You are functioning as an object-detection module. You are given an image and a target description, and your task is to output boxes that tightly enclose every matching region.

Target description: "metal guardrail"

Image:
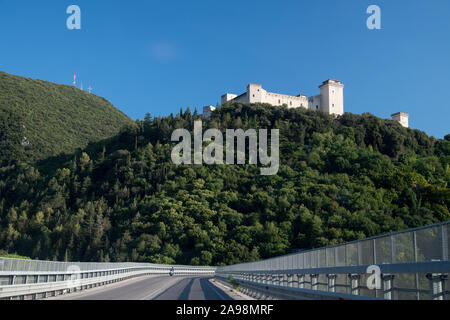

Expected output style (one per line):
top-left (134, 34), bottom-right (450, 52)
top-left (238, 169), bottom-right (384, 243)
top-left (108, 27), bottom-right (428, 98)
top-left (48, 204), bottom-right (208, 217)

top-left (216, 221), bottom-right (450, 300)
top-left (1, 222), bottom-right (448, 300)
top-left (215, 275), bottom-right (382, 300)
top-left (0, 259), bottom-right (215, 300)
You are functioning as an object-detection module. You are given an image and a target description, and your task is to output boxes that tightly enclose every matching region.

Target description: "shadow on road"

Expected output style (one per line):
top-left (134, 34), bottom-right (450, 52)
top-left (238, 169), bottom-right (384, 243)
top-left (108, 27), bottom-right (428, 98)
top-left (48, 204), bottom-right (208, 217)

top-left (177, 278), bottom-right (196, 300)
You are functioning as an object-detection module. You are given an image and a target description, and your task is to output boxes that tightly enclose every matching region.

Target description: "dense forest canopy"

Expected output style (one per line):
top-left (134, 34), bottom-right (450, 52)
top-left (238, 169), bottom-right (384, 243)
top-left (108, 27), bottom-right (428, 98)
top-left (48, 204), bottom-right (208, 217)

top-left (0, 71), bottom-right (133, 164)
top-left (0, 102), bottom-right (449, 266)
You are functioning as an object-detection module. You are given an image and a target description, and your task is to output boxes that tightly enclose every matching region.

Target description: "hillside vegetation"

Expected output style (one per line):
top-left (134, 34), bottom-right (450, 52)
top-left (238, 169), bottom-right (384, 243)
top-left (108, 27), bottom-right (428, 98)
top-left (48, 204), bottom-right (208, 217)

top-left (0, 71), bottom-right (133, 164)
top-left (0, 103), bottom-right (448, 265)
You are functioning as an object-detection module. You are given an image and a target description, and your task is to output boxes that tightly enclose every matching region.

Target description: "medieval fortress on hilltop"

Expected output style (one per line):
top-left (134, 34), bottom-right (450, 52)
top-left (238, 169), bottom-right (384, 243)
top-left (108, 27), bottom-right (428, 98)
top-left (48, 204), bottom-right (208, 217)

top-left (223, 79), bottom-right (345, 116)
top-left (203, 79), bottom-right (409, 128)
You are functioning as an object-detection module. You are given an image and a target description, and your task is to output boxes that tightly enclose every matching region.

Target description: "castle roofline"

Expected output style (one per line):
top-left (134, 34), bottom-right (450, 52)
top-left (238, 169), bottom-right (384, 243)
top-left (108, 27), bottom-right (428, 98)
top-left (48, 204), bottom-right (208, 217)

top-left (319, 79), bottom-right (344, 88)
top-left (391, 112), bottom-right (409, 117)
top-left (234, 92), bottom-right (247, 99)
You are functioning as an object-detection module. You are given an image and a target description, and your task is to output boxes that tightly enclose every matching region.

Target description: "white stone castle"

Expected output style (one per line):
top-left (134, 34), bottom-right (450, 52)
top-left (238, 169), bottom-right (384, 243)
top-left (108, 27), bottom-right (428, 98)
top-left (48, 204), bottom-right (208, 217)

top-left (203, 79), bottom-right (409, 128)
top-left (222, 79), bottom-right (344, 116)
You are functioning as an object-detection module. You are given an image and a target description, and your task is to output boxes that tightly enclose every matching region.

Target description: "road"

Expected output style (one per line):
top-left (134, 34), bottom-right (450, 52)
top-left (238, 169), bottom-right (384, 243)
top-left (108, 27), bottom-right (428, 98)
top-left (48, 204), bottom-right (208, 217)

top-left (52, 275), bottom-right (232, 300)
top-left (154, 277), bottom-right (231, 300)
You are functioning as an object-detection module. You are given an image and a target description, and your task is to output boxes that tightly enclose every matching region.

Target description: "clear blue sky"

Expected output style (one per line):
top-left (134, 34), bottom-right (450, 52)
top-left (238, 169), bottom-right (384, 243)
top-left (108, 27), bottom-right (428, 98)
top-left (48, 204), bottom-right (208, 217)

top-left (0, 0), bottom-right (449, 138)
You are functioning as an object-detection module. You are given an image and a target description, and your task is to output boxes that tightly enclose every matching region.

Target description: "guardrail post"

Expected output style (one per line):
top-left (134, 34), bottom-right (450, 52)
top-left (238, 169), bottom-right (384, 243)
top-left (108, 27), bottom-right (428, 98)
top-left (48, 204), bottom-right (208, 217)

top-left (256, 276), bottom-right (263, 299)
top-left (426, 273), bottom-right (447, 301)
top-left (288, 274), bottom-right (294, 287)
top-left (349, 274), bottom-right (360, 296)
top-left (298, 274), bottom-right (305, 289)
top-left (327, 274), bottom-right (337, 292)
top-left (42, 275), bottom-right (49, 298)
top-left (311, 274), bottom-right (319, 290)
top-left (382, 274), bottom-right (395, 300)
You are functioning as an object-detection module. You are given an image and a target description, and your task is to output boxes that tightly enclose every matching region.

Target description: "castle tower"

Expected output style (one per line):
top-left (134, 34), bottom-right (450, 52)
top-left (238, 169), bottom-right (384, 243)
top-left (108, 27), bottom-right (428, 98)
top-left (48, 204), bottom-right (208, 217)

top-left (203, 105), bottom-right (216, 119)
top-left (247, 84), bottom-right (264, 103)
top-left (319, 79), bottom-right (344, 116)
top-left (391, 112), bottom-right (409, 128)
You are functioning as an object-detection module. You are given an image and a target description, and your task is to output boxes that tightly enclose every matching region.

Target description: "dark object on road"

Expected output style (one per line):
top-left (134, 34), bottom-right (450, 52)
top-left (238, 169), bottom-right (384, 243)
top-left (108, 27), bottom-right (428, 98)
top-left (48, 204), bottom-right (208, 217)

top-left (169, 267), bottom-right (175, 277)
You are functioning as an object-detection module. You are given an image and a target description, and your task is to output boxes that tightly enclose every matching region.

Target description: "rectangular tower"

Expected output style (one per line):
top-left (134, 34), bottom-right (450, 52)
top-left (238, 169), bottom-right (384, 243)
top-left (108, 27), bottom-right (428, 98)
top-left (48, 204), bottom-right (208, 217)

top-left (319, 80), bottom-right (344, 116)
top-left (247, 84), bottom-right (264, 103)
top-left (391, 112), bottom-right (409, 128)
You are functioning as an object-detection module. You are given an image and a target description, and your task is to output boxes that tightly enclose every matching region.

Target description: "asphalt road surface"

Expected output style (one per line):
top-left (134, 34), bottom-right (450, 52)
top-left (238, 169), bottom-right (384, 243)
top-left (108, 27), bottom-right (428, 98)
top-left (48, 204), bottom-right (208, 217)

top-left (154, 277), bottom-right (231, 300)
top-left (53, 276), bottom-right (232, 300)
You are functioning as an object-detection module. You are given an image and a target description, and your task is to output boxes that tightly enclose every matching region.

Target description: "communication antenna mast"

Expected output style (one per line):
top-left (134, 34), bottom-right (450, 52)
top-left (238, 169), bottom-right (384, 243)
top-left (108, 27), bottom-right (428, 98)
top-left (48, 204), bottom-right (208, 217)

top-left (80, 81), bottom-right (83, 91)
top-left (88, 86), bottom-right (93, 94)
top-left (73, 73), bottom-right (76, 87)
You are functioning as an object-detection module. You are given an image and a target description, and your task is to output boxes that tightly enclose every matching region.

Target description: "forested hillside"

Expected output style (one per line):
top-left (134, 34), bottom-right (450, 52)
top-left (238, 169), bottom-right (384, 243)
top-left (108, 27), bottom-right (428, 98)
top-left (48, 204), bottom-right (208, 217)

top-left (0, 71), bottom-right (133, 164)
top-left (0, 103), bottom-right (448, 265)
